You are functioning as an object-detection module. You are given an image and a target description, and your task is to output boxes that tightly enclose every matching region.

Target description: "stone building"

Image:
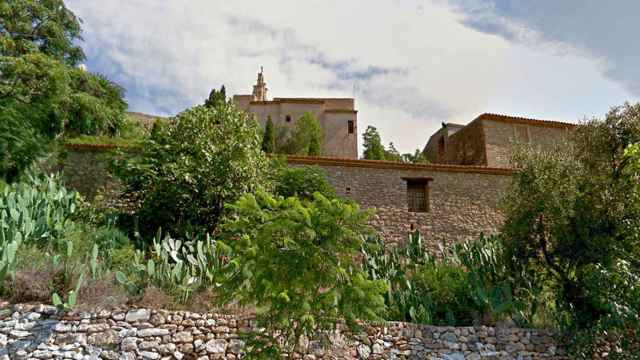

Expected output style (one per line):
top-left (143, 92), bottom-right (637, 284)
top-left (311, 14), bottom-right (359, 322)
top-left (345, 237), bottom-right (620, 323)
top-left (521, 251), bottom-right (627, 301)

top-left (232, 68), bottom-right (358, 159)
top-left (424, 113), bottom-right (575, 167)
top-left (288, 156), bottom-right (511, 248)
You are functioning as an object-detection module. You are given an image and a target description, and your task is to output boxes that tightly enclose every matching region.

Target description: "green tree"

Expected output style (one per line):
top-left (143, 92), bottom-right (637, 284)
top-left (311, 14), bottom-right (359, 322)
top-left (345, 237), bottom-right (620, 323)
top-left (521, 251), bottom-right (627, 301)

top-left (114, 104), bottom-right (270, 239)
top-left (274, 165), bottom-right (336, 201)
top-left (362, 126), bottom-right (386, 160)
top-left (291, 112), bottom-right (323, 156)
top-left (0, 0), bottom-right (85, 64)
top-left (217, 191), bottom-right (387, 358)
top-left (205, 85), bottom-right (227, 108)
top-left (0, 0), bottom-right (127, 180)
top-left (385, 142), bottom-right (402, 162)
top-left (402, 149), bottom-right (429, 164)
top-left (262, 116), bottom-right (275, 153)
top-left (502, 103), bottom-right (640, 357)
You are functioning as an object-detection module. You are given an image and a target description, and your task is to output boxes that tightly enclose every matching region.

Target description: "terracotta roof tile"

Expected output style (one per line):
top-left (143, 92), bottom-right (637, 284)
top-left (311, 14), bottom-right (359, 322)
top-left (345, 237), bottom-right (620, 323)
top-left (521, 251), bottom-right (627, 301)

top-left (476, 113), bottom-right (576, 128)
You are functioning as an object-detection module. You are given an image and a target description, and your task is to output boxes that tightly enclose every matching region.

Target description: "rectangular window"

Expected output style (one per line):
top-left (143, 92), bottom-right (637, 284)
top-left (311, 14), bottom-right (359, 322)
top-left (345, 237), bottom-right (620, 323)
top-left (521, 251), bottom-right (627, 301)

top-left (403, 178), bottom-right (432, 213)
top-left (348, 120), bottom-right (354, 134)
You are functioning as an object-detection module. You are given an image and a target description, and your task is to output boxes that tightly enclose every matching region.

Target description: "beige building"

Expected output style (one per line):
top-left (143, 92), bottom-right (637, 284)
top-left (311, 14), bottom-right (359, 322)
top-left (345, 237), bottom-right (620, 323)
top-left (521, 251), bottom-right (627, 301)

top-left (232, 68), bottom-right (358, 159)
top-left (424, 113), bottom-right (575, 167)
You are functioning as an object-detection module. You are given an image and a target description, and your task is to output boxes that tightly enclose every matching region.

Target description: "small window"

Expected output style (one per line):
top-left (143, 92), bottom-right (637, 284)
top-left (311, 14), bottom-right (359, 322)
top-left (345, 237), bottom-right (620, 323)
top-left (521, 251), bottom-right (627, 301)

top-left (348, 120), bottom-right (354, 134)
top-left (403, 178), bottom-right (431, 213)
top-left (285, 115), bottom-right (292, 122)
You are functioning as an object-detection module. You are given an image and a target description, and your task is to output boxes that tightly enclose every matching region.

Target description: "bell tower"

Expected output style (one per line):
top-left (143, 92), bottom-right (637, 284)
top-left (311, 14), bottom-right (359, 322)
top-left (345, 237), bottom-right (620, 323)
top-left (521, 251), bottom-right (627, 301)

top-left (252, 66), bottom-right (268, 101)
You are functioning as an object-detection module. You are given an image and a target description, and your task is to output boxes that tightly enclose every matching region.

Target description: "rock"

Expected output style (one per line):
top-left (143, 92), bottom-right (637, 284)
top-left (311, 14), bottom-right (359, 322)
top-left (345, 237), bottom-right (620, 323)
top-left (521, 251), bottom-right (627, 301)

top-left (125, 309), bottom-right (150, 323)
top-left (443, 352), bottom-right (465, 360)
top-left (138, 328), bottom-right (170, 337)
top-left (9, 330), bottom-right (31, 338)
top-left (173, 331), bottom-right (193, 343)
top-left (87, 330), bottom-right (119, 347)
top-left (120, 337), bottom-right (138, 351)
top-left (357, 344), bottom-right (371, 358)
top-left (205, 339), bottom-right (228, 354)
top-left (228, 339), bottom-right (245, 354)
top-left (139, 351), bottom-right (160, 360)
top-left (372, 342), bottom-right (384, 354)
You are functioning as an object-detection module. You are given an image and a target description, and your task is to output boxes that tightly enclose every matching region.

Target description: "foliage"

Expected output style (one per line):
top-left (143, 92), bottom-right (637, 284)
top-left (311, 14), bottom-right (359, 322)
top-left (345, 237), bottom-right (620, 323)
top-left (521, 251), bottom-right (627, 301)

top-left (205, 85), bottom-right (227, 108)
top-left (0, 0), bottom-right (85, 64)
top-left (402, 149), bottom-right (429, 164)
top-left (274, 165), bottom-right (336, 201)
top-left (217, 191), bottom-right (387, 358)
top-left (114, 104), bottom-right (270, 239)
top-left (362, 232), bottom-right (543, 327)
top-left (290, 112), bottom-right (324, 156)
top-left (0, 108), bottom-right (48, 182)
top-left (501, 103), bottom-right (640, 357)
top-left (0, 1), bottom-right (127, 180)
top-left (362, 126), bottom-right (386, 160)
top-left (385, 142), bottom-right (402, 162)
top-left (115, 230), bottom-right (225, 304)
top-left (262, 116), bottom-right (276, 153)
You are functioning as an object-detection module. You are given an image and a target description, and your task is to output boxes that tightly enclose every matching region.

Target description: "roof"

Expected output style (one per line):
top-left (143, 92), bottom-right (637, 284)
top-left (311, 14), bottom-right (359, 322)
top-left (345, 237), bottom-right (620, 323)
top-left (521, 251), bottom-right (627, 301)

top-left (286, 155), bottom-right (513, 175)
top-left (474, 113), bottom-right (576, 129)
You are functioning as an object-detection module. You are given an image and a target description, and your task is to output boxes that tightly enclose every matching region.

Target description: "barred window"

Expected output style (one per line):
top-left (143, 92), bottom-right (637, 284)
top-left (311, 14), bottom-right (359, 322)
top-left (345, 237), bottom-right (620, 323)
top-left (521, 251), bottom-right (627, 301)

top-left (348, 120), bottom-right (354, 134)
top-left (403, 178), bottom-right (432, 213)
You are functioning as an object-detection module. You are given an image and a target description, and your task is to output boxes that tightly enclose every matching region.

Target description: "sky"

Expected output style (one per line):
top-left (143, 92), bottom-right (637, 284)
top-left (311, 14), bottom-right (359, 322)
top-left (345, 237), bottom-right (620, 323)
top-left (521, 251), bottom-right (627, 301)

top-left (66, 0), bottom-right (639, 154)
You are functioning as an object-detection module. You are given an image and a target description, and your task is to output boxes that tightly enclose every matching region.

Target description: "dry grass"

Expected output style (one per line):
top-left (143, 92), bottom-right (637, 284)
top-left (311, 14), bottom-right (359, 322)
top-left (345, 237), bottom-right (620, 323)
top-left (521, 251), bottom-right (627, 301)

top-left (75, 276), bottom-right (129, 311)
top-left (6, 265), bottom-right (61, 303)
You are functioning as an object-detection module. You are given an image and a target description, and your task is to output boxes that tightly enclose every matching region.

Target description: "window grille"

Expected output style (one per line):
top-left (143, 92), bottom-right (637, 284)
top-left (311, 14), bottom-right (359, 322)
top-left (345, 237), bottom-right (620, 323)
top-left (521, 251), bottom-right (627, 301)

top-left (348, 120), bottom-right (355, 134)
top-left (404, 178), bottom-right (431, 213)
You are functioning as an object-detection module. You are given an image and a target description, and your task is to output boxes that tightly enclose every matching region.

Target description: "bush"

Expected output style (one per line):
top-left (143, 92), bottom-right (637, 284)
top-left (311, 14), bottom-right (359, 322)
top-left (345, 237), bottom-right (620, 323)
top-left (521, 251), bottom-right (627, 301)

top-left (114, 104), bottom-right (270, 239)
top-left (501, 103), bottom-right (640, 357)
top-left (274, 165), bottom-right (336, 200)
top-left (217, 190), bottom-right (387, 357)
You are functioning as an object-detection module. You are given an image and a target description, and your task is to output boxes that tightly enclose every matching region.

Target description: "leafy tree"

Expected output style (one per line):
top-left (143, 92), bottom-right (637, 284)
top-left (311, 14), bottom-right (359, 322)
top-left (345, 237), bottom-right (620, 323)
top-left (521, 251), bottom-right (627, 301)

top-left (217, 191), bottom-right (387, 358)
top-left (204, 85), bottom-right (226, 108)
top-left (502, 103), bottom-right (640, 357)
top-left (114, 104), bottom-right (270, 239)
top-left (402, 149), bottom-right (429, 164)
top-left (385, 142), bottom-right (402, 162)
top-left (261, 116), bottom-right (275, 153)
top-left (274, 165), bottom-right (336, 200)
top-left (362, 126), bottom-right (386, 160)
top-left (0, 0), bottom-right (127, 181)
top-left (291, 112), bottom-right (323, 156)
top-left (0, 0), bottom-right (85, 64)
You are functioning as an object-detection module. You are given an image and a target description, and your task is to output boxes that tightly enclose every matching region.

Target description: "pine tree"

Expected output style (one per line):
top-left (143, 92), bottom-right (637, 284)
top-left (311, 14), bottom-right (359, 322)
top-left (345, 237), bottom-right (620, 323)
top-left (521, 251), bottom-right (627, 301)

top-left (362, 126), bottom-right (386, 160)
top-left (262, 116), bottom-right (275, 153)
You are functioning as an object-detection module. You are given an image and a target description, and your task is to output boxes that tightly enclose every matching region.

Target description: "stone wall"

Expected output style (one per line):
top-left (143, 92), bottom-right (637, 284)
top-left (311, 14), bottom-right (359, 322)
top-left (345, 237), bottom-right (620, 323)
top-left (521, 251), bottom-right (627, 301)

top-left (0, 303), bottom-right (564, 359)
top-left (58, 148), bottom-right (511, 251)
top-left (482, 119), bottom-right (571, 168)
top-left (289, 157), bottom-right (511, 249)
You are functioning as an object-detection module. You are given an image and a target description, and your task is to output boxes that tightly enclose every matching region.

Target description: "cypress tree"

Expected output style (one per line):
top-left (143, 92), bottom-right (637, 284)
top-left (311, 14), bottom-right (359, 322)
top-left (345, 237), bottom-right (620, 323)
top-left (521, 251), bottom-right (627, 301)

top-left (262, 116), bottom-right (275, 153)
top-left (308, 134), bottom-right (321, 156)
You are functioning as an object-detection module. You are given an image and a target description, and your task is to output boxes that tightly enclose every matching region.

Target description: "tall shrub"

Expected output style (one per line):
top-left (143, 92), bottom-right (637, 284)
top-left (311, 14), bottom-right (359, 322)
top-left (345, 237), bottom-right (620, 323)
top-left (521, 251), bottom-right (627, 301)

top-left (115, 104), bottom-right (270, 239)
top-left (217, 191), bottom-right (387, 358)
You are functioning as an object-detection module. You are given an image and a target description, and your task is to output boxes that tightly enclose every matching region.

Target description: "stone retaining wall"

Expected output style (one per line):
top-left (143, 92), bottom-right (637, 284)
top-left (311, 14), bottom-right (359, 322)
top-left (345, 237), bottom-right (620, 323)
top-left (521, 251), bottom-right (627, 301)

top-left (0, 303), bottom-right (563, 359)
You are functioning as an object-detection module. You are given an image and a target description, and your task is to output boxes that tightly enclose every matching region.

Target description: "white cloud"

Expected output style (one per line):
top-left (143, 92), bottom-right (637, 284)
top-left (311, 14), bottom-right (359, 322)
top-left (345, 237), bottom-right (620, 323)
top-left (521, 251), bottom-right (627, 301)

top-left (66, 0), bottom-right (636, 154)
